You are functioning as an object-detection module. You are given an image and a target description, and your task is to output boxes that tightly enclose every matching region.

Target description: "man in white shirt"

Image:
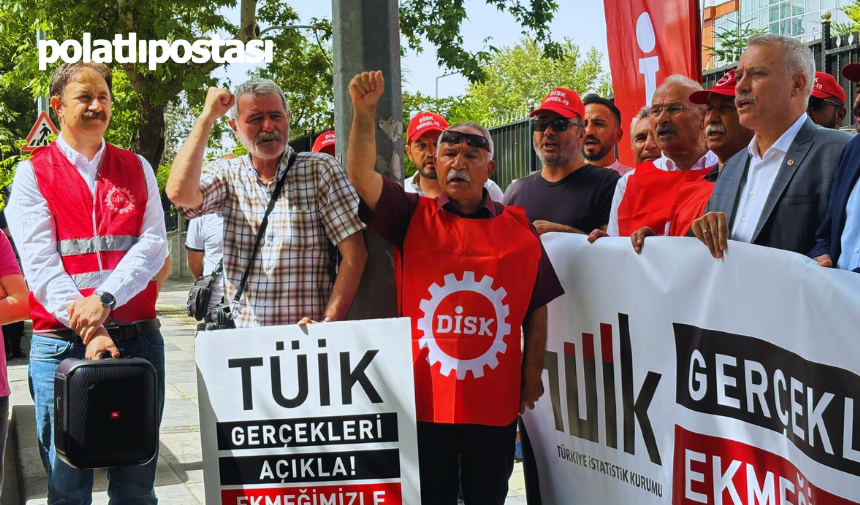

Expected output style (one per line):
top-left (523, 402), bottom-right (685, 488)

top-left (692, 34), bottom-right (850, 258)
top-left (593, 75), bottom-right (717, 238)
top-left (403, 111), bottom-right (504, 201)
top-left (186, 213), bottom-right (224, 309)
top-left (7, 62), bottom-right (167, 503)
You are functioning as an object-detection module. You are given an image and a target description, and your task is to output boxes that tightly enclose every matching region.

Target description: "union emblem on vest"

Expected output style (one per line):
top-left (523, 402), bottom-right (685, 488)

top-left (417, 271), bottom-right (511, 380)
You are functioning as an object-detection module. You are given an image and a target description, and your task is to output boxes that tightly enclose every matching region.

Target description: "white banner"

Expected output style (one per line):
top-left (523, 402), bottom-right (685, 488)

top-left (525, 234), bottom-right (860, 504)
top-left (196, 318), bottom-right (420, 505)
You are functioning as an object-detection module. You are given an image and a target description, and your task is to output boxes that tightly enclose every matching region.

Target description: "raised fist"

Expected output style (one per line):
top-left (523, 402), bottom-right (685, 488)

top-left (202, 87), bottom-right (235, 121)
top-left (348, 71), bottom-right (385, 112)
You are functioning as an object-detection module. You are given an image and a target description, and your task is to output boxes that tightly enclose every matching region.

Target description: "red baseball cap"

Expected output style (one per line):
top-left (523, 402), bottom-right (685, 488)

top-left (842, 63), bottom-right (860, 83)
top-left (811, 72), bottom-right (846, 104)
top-left (311, 130), bottom-right (336, 155)
top-left (530, 88), bottom-right (585, 119)
top-left (689, 70), bottom-right (737, 105)
top-left (407, 112), bottom-right (449, 142)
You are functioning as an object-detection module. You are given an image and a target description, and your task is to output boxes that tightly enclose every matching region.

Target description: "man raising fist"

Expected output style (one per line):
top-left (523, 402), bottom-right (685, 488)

top-left (347, 71), bottom-right (564, 504)
top-left (168, 79), bottom-right (367, 327)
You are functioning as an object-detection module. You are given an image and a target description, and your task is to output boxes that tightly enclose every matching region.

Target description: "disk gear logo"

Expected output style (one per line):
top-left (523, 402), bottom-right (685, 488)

top-left (105, 187), bottom-right (135, 214)
top-left (417, 272), bottom-right (511, 380)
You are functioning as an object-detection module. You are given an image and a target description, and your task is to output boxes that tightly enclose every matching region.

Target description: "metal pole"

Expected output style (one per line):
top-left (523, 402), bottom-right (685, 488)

top-left (333, 0), bottom-right (402, 320)
top-left (36, 29), bottom-right (48, 115)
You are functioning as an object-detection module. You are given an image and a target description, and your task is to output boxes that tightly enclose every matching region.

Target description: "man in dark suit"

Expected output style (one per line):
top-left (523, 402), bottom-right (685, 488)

top-left (809, 64), bottom-right (860, 272)
top-left (692, 34), bottom-right (850, 257)
top-left (809, 133), bottom-right (860, 271)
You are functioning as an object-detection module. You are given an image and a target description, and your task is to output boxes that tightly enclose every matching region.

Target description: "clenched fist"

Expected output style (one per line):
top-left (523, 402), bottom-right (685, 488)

top-left (348, 71), bottom-right (385, 113)
top-left (202, 87), bottom-right (235, 122)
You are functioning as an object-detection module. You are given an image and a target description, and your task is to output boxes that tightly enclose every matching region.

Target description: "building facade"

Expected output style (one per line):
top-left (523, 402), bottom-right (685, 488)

top-left (703, 0), bottom-right (854, 70)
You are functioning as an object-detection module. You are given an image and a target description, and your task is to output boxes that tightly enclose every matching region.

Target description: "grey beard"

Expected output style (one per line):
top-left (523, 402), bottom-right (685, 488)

top-left (538, 148), bottom-right (576, 167)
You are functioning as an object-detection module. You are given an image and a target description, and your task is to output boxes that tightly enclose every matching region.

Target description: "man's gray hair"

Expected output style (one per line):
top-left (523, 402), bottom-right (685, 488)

top-left (230, 78), bottom-right (290, 120)
top-left (746, 33), bottom-right (815, 100)
top-left (630, 105), bottom-right (651, 148)
top-left (443, 121), bottom-right (495, 160)
top-left (654, 74), bottom-right (703, 105)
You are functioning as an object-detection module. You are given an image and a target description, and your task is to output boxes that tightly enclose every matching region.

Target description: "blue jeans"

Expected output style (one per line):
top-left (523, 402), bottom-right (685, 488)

top-left (29, 331), bottom-right (166, 505)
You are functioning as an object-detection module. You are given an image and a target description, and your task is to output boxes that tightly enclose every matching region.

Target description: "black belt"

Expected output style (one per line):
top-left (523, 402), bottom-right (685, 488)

top-left (38, 319), bottom-right (161, 343)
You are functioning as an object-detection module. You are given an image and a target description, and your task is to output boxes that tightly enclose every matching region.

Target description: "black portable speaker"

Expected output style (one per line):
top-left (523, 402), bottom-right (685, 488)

top-left (54, 357), bottom-right (159, 469)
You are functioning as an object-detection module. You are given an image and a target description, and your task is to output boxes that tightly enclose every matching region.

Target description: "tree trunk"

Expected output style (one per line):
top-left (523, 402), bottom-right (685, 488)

top-left (132, 99), bottom-right (167, 171)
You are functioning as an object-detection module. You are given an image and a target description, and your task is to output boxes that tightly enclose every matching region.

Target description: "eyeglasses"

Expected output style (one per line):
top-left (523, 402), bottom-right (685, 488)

top-left (440, 130), bottom-right (491, 151)
top-left (807, 96), bottom-right (844, 111)
top-left (531, 118), bottom-right (583, 132)
top-left (650, 103), bottom-right (704, 117)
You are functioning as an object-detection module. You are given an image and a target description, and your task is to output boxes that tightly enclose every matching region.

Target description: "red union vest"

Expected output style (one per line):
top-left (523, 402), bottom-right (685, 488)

top-left (29, 141), bottom-right (157, 331)
top-left (617, 161), bottom-right (708, 236)
top-left (397, 198), bottom-right (541, 426)
top-left (668, 171), bottom-right (717, 237)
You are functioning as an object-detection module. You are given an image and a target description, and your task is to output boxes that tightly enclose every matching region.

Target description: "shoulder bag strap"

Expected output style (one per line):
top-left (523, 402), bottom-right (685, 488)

top-left (233, 151), bottom-right (298, 302)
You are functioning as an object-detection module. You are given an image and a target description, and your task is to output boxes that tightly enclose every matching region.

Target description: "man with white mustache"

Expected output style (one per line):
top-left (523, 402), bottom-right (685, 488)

top-left (626, 70), bottom-right (755, 250)
top-left (692, 34), bottom-right (850, 258)
top-left (347, 70), bottom-right (563, 505)
top-left (168, 78), bottom-right (368, 327)
top-left (503, 87), bottom-right (620, 235)
top-left (589, 75), bottom-right (717, 239)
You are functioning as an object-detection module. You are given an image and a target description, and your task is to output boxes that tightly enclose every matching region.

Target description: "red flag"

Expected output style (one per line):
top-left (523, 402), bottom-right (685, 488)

top-left (604, 0), bottom-right (701, 166)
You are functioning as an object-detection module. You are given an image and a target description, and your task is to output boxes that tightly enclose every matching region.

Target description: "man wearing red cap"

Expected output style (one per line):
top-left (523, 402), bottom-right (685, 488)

top-left (404, 111), bottom-right (504, 201)
top-left (503, 87), bottom-right (620, 235)
top-left (311, 130), bottom-right (336, 156)
top-left (807, 72), bottom-right (847, 130)
top-left (843, 63), bottom-right (860, 132)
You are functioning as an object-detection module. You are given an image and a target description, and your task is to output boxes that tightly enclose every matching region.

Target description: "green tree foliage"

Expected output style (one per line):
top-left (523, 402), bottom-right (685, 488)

top-left (0, 0), bottom-right (560, 184)
top-left (400, 0), bottom-right (562, 83)
top-left (464, 38), bottom-right (610, 125)
top-left (250, 15), bottom-right (334, 139)
top-left (705, 17), bottom-right (765, 66)
top-left (833, 4), bottom-right (860, 36)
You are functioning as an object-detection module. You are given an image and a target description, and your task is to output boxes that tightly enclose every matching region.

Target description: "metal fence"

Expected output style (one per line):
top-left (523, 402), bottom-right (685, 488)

top-left (488, 117), bottom-right (537, 191)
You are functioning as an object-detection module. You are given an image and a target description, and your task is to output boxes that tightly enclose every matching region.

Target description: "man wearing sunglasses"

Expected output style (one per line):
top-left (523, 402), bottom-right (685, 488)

top-left (403, 111), bottom-right (504, 201)
top-left (806, 72), bottom-right (847, 130)
top-left (503, 87), bottom-right (620, 236)
top-left (347, 71), bottom-right (563, 505)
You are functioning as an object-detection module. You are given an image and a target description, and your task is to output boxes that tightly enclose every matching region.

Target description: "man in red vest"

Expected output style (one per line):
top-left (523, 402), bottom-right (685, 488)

top-left (629, 70), bottom-right (754, 250)
top-left (7, 62), bottom-right (167, 503)
top-left (347, 71), bottom-right (564, 504)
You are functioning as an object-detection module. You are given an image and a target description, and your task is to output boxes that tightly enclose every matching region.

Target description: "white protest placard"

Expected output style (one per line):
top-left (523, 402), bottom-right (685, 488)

top-left (197, 318), bottom-right (419, 505)
top-left (525, 234), bottom-right (860, 504)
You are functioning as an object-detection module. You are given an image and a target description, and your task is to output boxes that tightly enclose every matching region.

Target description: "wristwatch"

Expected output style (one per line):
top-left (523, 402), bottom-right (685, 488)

top-left (94, 290), bottom-right (117, 310)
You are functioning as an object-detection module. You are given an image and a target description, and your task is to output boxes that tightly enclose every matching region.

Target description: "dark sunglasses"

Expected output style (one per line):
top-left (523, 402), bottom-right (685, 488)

top-left (808, 96), bottom-right (843, 111)
top-left (531, 118), bottom-right (583, 132)
top-left (440, 130), bottom-right (491, 151)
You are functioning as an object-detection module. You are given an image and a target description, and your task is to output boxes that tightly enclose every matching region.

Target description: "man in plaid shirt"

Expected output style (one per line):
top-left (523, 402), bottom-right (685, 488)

top-left (167, 79), bottom-right (367, 327)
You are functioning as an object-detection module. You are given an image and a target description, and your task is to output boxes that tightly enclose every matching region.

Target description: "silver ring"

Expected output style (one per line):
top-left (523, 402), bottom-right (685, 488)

top-left (702, 229), bottom-right (711, 234)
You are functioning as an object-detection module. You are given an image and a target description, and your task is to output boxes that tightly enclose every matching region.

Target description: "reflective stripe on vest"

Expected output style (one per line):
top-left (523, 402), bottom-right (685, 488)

top-left (58, 235), bottom-right (139, 256)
